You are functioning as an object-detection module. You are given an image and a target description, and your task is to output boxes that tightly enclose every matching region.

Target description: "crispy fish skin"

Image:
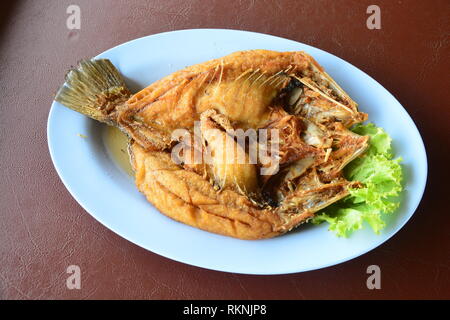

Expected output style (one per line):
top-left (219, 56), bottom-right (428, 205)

top-left (131, 143), bottom-right (331, 239)
top-left (131, 143), bottom-right (280, 239)
top-left (55, 50), bottom-right (369, 240)
top-left (118, 50), bottom-right (365, 151)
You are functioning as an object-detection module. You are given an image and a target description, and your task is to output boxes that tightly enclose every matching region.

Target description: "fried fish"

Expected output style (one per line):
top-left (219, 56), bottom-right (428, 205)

top-left (55, 50), bottom-right (369, 239)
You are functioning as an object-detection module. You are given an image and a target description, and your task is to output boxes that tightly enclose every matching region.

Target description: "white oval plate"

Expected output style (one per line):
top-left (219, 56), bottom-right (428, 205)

top-left (48, 29), bottom-right (427, 274)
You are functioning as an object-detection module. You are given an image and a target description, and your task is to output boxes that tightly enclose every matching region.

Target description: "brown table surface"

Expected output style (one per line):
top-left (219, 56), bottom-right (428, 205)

top-left (1, 0), bottom-right (449, 300)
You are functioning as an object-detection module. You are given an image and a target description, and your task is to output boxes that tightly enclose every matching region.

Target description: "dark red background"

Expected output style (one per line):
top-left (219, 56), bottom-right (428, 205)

top-left (0, 0), bottom-right (449, 299)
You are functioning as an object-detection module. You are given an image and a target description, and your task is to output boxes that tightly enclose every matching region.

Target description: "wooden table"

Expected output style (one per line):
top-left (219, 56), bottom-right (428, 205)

top-left (0, 0), bottom-right (448, 299)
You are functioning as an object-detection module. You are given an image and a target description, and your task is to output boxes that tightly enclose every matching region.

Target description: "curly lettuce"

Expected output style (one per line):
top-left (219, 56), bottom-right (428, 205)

top-left (312, 123), bottom-right (403, 237)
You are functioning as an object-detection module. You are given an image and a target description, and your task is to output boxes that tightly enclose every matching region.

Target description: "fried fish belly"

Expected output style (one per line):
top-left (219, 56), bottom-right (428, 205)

top-left (55, 50), bottom-right (368, 239)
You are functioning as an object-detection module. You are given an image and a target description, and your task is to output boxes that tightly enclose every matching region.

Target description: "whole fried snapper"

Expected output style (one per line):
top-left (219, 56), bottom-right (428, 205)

top-left (55, 50), bottom-right (369, 239)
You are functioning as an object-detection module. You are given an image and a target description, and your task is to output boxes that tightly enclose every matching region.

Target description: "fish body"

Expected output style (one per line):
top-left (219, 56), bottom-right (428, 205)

top-left (56, 50), bottom-right (369, 239)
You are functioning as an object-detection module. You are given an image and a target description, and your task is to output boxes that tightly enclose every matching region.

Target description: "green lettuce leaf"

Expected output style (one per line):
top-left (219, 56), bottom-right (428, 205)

top-left (312, 123), bottom-right (403, 237)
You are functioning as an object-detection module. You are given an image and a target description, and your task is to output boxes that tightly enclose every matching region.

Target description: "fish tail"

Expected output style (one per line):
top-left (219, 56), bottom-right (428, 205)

top-left (55, 59), bottom-right (131, 125)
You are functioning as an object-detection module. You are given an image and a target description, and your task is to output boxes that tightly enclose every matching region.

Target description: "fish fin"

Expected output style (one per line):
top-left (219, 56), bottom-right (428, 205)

top-left (55, 59), bottom-right (131, 125)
